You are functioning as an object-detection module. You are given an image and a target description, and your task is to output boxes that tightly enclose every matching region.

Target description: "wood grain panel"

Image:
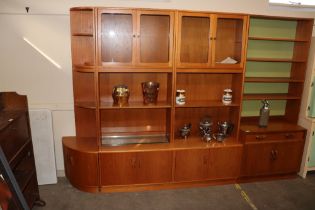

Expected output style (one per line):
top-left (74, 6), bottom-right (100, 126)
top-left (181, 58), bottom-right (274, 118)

top-left (70, 10), bottom-right (94, 35)
top-left (208, 146), bottom-right (242, 179)
top-left (174, 149), bottom-right (209, 181)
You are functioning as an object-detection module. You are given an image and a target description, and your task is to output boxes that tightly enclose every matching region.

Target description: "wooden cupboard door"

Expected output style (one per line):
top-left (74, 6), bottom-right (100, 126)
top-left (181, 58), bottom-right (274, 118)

top-left (174, 149), bottom-right (209, 182)
top-left (137, 10), bottom-right (174, 67)
top-left (241, 140), bottom-right (304, 177)
top-left (177, 12), bottom-right (212, 68)
top-left (212, 14), bottom-right (247, 69)
top-left (208, 146), bottom-right (242, 179)
top-left (100, 152), bottom-right (137, 185)
top-left (136, 151), bottom-right (173, 183)
top-left (98, 9), bottom-right (136, 65)
top-left (63, 147), bottom-right (98, 187)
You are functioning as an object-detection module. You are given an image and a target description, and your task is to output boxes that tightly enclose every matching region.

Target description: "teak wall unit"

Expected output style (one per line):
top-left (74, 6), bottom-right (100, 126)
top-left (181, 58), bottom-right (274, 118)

top-left (63, 7), bottom-right (313, 192)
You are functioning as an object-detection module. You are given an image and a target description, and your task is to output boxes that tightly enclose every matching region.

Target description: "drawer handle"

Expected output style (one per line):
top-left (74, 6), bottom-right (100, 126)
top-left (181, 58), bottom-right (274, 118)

top-left (130, 158), bottom-right (137, 168)
top-left (256, 135), bottom-right (266, 140)
top-left (285, 133), bottom-right (294, 139)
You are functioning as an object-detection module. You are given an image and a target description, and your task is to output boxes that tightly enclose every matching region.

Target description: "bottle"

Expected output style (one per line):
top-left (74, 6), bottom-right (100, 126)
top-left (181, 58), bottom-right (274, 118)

top-left (259, 100), bottom-right (270, 127)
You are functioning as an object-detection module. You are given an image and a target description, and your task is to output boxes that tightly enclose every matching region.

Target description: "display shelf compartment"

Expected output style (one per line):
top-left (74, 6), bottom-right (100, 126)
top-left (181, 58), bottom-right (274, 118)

top-left (75, 107), bottom-right (97, 138)
top-left (175, 107), bottom-right (240, 139)
top-left (101, 134), bottom-right (169, 146)
top-left (249, 18), bottom-right (297, 40)
top-left (73, 71), bottom-right (96, 106)
top-left (99, 72), bottom-right (172, 105)
top-left (70, 10), bottom-right (94, 35)
top-left (100, 101), bottom-right (171, 109)
top-left (176, 73), bottom-right (243, 104)
top-left (244, 83), bottom-right (289, 94)
top-left (71, 36), bottom-right (95, 66)
top-left (100, 108), bottom-right (171, 144)
top-left (245, 61), bottom-right (291, 78)
top-left (214, 17), bottom-right (244, 65)
top-left (242, 100), bottom-right (287, 117)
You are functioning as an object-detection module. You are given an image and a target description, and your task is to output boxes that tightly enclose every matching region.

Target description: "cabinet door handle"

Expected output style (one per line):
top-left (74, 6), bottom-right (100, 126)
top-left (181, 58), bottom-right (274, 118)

top-left (256, 135), bottom-right (266, 140)
top-left (130, 158), bottom-right (136, 168)
top-left (285, 133), bottom-right (294, 139)
top-left (137, 34), bottom-right (140, 38)
top-left (132, 34), bottom-right (136, 38)
top-left (274, 150), bottom-right (278, 160)
top-left (270, 150), bottom-right (276, 160)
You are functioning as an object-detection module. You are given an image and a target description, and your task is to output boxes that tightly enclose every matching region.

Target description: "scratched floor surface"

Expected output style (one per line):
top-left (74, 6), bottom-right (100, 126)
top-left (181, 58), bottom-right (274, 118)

top-left (33, 173), bottom-right (315, 210)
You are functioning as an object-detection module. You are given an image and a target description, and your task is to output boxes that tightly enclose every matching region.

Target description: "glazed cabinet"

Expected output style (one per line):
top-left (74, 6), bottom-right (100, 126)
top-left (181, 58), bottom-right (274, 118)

top-left (98, 8), bottom-right (174, 67)
top-left (176, 12), bottom-right (247, 69)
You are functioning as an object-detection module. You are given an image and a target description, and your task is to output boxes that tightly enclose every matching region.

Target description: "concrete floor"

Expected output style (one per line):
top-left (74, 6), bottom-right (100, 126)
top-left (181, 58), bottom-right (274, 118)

top-left (33, 174), bottom-right (315, 210)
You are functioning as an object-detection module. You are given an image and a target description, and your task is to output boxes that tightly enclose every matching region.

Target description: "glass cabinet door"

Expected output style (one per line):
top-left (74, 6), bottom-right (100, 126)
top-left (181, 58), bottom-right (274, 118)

top-left (137, 11), bottom-right (173, 67)
top-left (177, 13), bottom-right (212, 67)
top-left (213, 15), bottom-right (247, 68)
top-left (99, 9), bottom-right (136, 65)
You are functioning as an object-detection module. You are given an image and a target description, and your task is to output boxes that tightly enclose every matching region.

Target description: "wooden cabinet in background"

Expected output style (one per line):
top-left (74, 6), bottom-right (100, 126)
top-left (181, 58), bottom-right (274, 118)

top-left (0, 92), bottom-right (43, 209)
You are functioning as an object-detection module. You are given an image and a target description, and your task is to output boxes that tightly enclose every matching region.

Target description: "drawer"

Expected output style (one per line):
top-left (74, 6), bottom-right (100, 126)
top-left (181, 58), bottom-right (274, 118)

top-left (244, 131), bottom-right (304, 143)
top-left (0, 115), bottom-right (30, 162)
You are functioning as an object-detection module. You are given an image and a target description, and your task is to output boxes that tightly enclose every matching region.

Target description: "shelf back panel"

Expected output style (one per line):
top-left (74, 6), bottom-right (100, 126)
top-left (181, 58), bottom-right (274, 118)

top-left (249, 18), bottom-right (297, 39)
top-left (247, 40), bottom-right (294, 59)
top-left (245, 62), bottom-right (291, 78)
top-left (242, 100), bottom-right (287, 117)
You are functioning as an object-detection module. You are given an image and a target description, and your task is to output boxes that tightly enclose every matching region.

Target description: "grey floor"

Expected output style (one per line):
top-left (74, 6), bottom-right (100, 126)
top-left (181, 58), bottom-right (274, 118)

top-left (33, 173), bottom-right (315, 210)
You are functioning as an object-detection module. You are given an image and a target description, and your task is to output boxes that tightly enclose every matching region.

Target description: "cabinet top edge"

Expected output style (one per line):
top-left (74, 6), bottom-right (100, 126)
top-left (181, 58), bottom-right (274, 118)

top-left (69, 7), bottom-right (314, 20)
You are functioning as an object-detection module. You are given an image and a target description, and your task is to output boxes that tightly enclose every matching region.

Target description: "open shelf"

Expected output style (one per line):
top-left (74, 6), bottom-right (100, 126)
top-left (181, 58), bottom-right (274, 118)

top-left (247, 58), bottom-right (305, 62)
top-left (100, 101), bottom-right (171, 109)
top-left (248, 37), bottom-right (307, 42)
top-left (101, 134), bottom-right (169, 146)
top-left (244, 77), bottom-right (304, 83)
top-left (243, 93), bottom-right (300, 100)
top-left (175, 100), bottom-right (240, 108)
top-left (75, 102), bottom-right (96, 109)
top-left (72, 33), bottom-right (94, 37)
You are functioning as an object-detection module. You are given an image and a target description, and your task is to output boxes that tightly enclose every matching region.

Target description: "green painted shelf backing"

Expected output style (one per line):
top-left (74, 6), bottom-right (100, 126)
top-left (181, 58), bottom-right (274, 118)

top-left (245, 62), bottom-right (291, 77)
top-left (249, 18), bottom-right (297, 39)
top-left (244, 83), bottom-right (289, 94)
top-left (309, 133), bottom-right (315, 167)
top-left (247, 40), bottom-right (294, 59)
top-left (242, 100), bottom-right (286, 117)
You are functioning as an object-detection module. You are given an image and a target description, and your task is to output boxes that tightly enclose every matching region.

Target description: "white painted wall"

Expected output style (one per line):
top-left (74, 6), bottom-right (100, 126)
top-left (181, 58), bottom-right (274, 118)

top-left (0, 0), bottom-right (315, 175)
